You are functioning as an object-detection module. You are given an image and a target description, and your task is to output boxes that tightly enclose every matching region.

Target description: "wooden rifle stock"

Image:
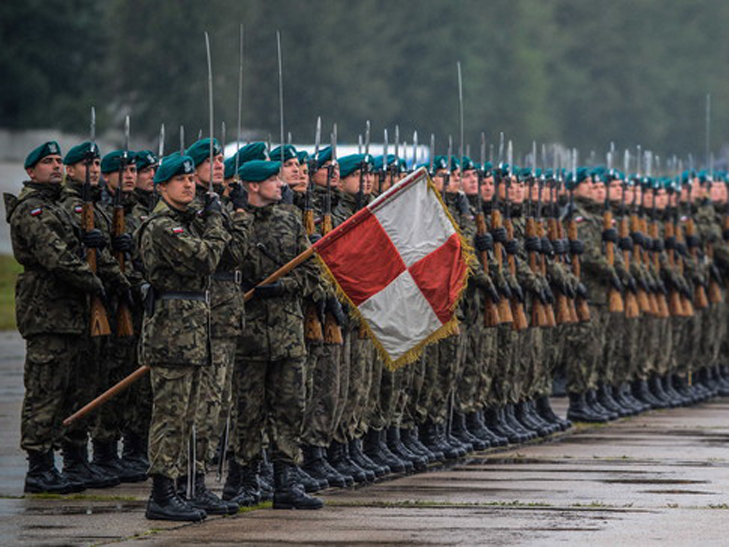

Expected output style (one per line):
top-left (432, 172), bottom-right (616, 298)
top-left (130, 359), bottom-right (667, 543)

top-left (681, 217), bottom-right (705, 311)
top-left (567, 216), bottom-right (590, 322)
top-left (82, 201), bottom-right (111, 336)
top-left (706, 242), bottom-right (723, 304)
top-left (112, 203), bottom-right (134, 336)
top-left (547, 216), bottom-right (575, 325)
top-left (647, 218), bottom-right (670, 318)
top-left (504, 217), bottom-right (528, 330)
top-left (603, 210), bottom-right (625, 314)
top-left (303, 208), bottom-right (324, 342)
top-left (526, 216), bottom-right (549, 327)
top-left (629, 212), bottom-right (653, 315)
top-left (537, 218), bottom-right (557, 327)
top-left (617, 213), bottom-right (640, 318)
top-left (321, 213), bottom-right (344, 343)
top-left (475, 212), bottom-right (502, 328)
top-left (664, 220), bottom-right (686, 316)
top-left (490, 207), bottom-right (514, 324)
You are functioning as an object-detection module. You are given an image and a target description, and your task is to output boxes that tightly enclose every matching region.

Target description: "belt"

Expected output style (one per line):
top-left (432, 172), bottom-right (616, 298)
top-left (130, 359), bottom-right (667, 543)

top-left (211, 270), bottom-right (242, 283)
top-left (157, 290), bottom-right (209, 303)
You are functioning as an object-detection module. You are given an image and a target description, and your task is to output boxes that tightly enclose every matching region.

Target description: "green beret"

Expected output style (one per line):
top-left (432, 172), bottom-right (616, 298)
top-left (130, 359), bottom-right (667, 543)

top-left (398, 158), bottom-right (407, 173)
top-left (239, 160), bottom-right (281, 183)
top-left (154, 154), bottom-right (195, 184)
top-left (432, 156), bottom-right (449, 172)
top-left (297, 150), bottom-right (309, 165)
top-left (101, 150), bottom-right (135, 174)
top-left (63, 141), bottom-right (100, 166)
top-left (236, 142), bottom-right (269, 166)
top-left (338, 154), bottom-right (364, 179)
top-left (460, 156), bottom-right (476, 172)
top-left (269, 144), bottom-right (298, 163)
top-left (450, 157), bottom-right (461, 171)
top-left (186, 138), bottom-right (222, 167)
top-left (25, 141), bottom-right (61, 169)
top-left (315, 146), bottom-right (333, 169)
top-left (224, 157), bottom-right (237, 179)
top-left (518, 167), bottom-right (532, 181)
top-left (374, 154), bottom-right (395, 171)
top-left (135, 150), bottom-right (158, 170)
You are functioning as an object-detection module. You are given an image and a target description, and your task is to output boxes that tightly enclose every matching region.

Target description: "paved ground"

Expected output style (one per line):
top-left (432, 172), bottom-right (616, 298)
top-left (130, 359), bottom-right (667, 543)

top-left (1, 330), bottom-right (729, 545)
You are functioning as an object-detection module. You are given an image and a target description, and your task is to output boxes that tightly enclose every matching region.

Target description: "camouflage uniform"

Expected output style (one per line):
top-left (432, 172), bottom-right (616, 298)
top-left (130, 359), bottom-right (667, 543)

top-left (232, 202), bottom-right (322, 467)
top-left (136, 199), bottom-right (229, 479)
top-left (5, 182), bottom-right (106, 453)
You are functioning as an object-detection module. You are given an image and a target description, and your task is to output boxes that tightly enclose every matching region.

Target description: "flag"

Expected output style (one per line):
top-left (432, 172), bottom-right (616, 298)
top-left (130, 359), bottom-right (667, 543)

top-left (313, 167), bottom-right (472, 370)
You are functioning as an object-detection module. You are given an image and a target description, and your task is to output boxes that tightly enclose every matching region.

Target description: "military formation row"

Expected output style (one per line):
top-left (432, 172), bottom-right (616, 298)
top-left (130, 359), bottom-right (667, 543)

top-left (6, 136), bottom-right (729, 523)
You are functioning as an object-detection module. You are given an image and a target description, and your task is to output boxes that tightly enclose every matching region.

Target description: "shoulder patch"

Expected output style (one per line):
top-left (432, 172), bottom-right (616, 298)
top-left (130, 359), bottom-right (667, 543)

top-left (74, 205), bottom-right (83, 214)
top-left (575, 216), bottom-right (585, 223)
top-left (172, 227), bottom-right (185, 234)
top-left (30, 207), bottom-right (43, 217)
top-left (141, 215), bottom-right (148, 221)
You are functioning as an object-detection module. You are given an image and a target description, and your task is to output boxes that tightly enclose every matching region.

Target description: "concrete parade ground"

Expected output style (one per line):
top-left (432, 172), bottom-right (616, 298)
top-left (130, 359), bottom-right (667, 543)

top-left (1, 330), bottom-right (729, 546)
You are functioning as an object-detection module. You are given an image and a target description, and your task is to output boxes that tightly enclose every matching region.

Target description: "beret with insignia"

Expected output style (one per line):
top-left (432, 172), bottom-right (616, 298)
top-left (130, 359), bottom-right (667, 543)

top-left (135, 150), bottom-right (158, 170)
top-left (314, 146), bottom-right (333, 169)
top-left (25, 141), bottom-right (62, 169)
top-left (185, 138), bottom-right (222, 168)
top-left (432, 155), bottom-right (449, 172)
top-left (154, 154), bottom-right (196, 184)
top-left (101, 150), bottom-right (135, 174)
top-left (234, 142), bottom-right (269, 167)
top-left (239, 160), bottom-right (281, 183)
top-left (297, 150), bottom-right (309, 164)
top-left (64, 141), bottom-right (100, 166)
top-left (460, 156), bottom-right (476, 172)
top-left (338, 154), bottom-right (364, 179)
top-left (269, 144), bottom-right (298, 163)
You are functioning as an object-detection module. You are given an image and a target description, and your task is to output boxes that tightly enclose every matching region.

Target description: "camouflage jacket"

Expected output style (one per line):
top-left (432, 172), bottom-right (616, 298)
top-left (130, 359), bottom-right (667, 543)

top-left (5, 182), bottom-right (104, 337)
top-left (237, 203), bottom-right (322, 361)
top-left (136, 199), bottom-right (229, 366)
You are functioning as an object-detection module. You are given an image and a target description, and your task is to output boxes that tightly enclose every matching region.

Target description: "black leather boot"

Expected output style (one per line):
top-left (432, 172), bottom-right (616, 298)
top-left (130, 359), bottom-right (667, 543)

top-left (185, 472), bottom-right (238, 515)
top-left (62, 443), bottom-right (118, 490)
top-left (272, 461), bottom-right (324, 510)
top-left (92, 440), bottom-right (146, 483)
top-left (349, 438), bottom-right (389, 477)
top-left (122, 432), bottom-right (149, 476)
top-left (403, 427), bottom-right (443, 462)
top-left (451, 413), bottom-right (489, 450)
top-left (421, 420), bottom-right (459, 460)
top-left (440, 422), bottom-right (471, 455)
top-left (672, 375), bottom-right (698, 405)
top-left (504, 404), bottom-right (537, 440)
top-left (328, 441), bottom-right (371, 483)
top-left (469, 410), bottom-right (509, 446)
top-left (483, 407), bottom-right (522, 444)
top-left (632, 379), bottom-right (663, 409)
top-left (515, 401), bottom-right (553, 437)
top-left (662, 374), bottom-right (687, 406)
top-left (293, 466), bottom-right (328, 493)
top-left (25, 451), bottom-right (75, 494)
top-left (146, 474), bottom-right (206, 522)
top-left (230, 460), bottom-right (262, 507)
top-left (363, 429), bottom-right (407, 473)
top-left (386, 428), bottom-right (427, 470)
top-left (648, 374), bottom-right (674, 408)
top-left (586, 389), bottom-right (618, 420)
top-left (567, 392), bottom-right (609, 423)
top-left (597, 384), bottom-right (628, 417)
top-left (301, 445), bottom-right (350, 488)
top-left (222, 458), bottom-right (241, 501)
top-left (534, 396), bottom-right (572, 431)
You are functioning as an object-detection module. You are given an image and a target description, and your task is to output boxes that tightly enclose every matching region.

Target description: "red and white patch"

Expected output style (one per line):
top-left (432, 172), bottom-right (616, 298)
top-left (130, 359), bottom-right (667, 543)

top-left (172, 227), bottom-right (184, 234)
top-left (575, 216), bottom-right (585, 223)
top-left (74, 205), bottom-right (83, 214)
top-left (30, 207), bottom-right (42, 217)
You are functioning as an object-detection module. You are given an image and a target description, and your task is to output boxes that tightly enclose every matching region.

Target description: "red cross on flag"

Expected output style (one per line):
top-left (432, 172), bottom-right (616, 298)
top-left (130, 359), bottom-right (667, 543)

top-left (313, 167), bottom-right (472, 370)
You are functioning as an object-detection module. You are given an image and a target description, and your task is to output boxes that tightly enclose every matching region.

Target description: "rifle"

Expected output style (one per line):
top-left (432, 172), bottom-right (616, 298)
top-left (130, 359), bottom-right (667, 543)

top-left (476, 133), bottom-right (502, 327)
top-left (566, 151), bottom-right (590, 322)
top-left (491, 133), bottom-right (514, 324)
top-left (303, 117), bottom-right (324, 343)
top-left (357, 121), bottom-right (370, 210)
top-left (112, 116), bottom-right (134, 337)
top-left (647, 181), bottom-right (670, 318)
top-left (83, 107), bottom-right (111, 337)
top-left (548, 163), bottom-right (576, 324)
top-left (604, 147), bottom-right (625, 314)
top-left (627, 151), bottom-right (652, 315)
top-left (151, 123), bottom-right (164, 212)
top-left (379, 129), bottom-right (389, 195)
top-left (526, 162), bottom-right (549, 327)
top-left (502, 141), bottom-right (528, 330)
top-left (555, 161), bottom-right (579, 323)
top-left (617, 152), bottom-right (640, 319)
top-left (322, 124), bottom-right (344, 344)
top-left (664, 184), bottom-right (687, 316)
top-left (682, 174), bottom-right (709, 310)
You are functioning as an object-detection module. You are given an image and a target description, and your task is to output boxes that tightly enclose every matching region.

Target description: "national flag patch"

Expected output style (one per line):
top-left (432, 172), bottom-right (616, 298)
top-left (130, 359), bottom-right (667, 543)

top-left (172, 227), bottom-right (184, 234)
top-left (575, 216), bottom-right (585, 223)
top-left (30, 207), bottom-right (42, 217)
top-left (313, 168), bottom-right (471, 370)
top-left (74, 205), bottom-right (83, 214)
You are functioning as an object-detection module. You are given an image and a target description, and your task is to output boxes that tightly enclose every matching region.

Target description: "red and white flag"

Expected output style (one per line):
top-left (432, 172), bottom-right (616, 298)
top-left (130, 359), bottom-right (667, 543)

top-left (313, 167), bottom-right (472, 370)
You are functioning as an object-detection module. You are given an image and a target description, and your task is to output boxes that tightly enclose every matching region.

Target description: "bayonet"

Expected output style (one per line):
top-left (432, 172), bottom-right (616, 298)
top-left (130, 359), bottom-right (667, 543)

top-left (380, 128), bottom-right (389, 194)
top-left (412, 130), bottom-right (418, 172)
top-left (180, 125), bottom-right (185, 155)
top-left (287, 132), bottom-right (292, 145)
top-left (457, 61), bottom-right (465, 171)
top-left (158, 123), bottom-right (165, 162)
top-left (205, 31), bottom-right (214, 192)
top-left (428, 133), bottom-right (434, 175)
top-left (357, 135), bottom-right (362, 155)
top-left (234, 24), bottom-right (244, 178)
top-left (277, 30), bottom-right (285, 165)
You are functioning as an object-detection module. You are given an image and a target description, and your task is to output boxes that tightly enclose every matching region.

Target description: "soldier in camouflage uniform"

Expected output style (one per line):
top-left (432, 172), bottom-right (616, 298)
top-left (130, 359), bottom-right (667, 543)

top-left (136, 153), bottom-right (228, 522)
top-left (6, 142), bottom-right (110, 494)
top-left (230, 160), bottom-right (324, 510)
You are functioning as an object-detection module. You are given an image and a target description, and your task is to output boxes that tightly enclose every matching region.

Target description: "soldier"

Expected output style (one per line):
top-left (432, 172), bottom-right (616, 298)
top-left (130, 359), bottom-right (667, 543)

top-left (5, 142), bottom-right (108, 494)
top-left (231, 160), bottom-right (324, 510)
top-left (136, 153), bottom-right (229, 522)
top-left (133, 150), bottom-right (158, 215)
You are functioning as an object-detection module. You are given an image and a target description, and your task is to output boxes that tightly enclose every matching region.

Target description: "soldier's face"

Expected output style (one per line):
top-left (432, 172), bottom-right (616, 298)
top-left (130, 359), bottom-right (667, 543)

top-left (248, 175), bottom-right (283, 206)
top-left (313, 161), bottom-right (339, 189)
top-left (591, 182), bottom-right (606, 203)
top-left (195, 153), bottom-right (224, 186)
top-left (481, 175), bottom-right (494, 201)
top-left (461, 169), bottom-right (478, 195)
top-left (655, 188), bottom-right (668, 209)
top-left (160, 173), bottom-right (195, 209)
top-left (432, 170), bottom-right (446, 192)
top-left (574, 180), bottom-right (593, 199)
top-left (341, 172), bottom-right (362, 195)
top-left (691, 182), bottom-right (706, 202)
top-left (66, 158), bottom-right (101, 185)
top-left (281, 158), bottom-right (301, 185)
top-left (136, 166), bottom-right (156, 192)
top-left (106, 164), bottom-right (137, 193)
top-left (28, 155), bottom-right (63, 184)
top-left (448, 169), bottom-right (461, 193)
top-left (512, 180), bottom-right (525, 203)
top-left (643, 189), bottom-right (654, 208)
top-left (710, 181), bottom-right (726, 203)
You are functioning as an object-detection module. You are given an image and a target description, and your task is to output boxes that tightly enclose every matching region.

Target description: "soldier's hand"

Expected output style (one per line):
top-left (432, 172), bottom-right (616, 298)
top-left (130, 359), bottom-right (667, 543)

top-left (511, 283), bottom-right (524, 302)
top-left (626, 275), bottom-right (637, 293)
top-left (561, 280), bottom-right (576, 299)
top-left (569, 239), bottom-right (584, 255)
top-left (474, 233), bottom-right (493, 253)
top-left (491, 227), bottom-right (507, 244)
top-left (82, 228), bottom-right (107, 250)
top-left (630, 231), bottom-right (645, 248)
top-left (111, 233), bottom-right (134, 253)
top-left (254, 281), bottom-right (286, 299)
top-left (525, 236), bottom-right (541, 253)
top-left (610, 271), bottom-right (623, 292)
top-left (618, 236), bottom-right (633, 251)
top-left (204, 191), bottom-right (223, 216)
top-left (229, 183), bottom-right (248, 211)
top-left (685, 234), bottom-right (700, 250)
top-left (485, 284), bottom-right (501, 304)
top-left (710, 264), bottom-right (722, 284)
top-left (602, 228), bottom-right (618, 243)
top-left (499, 282), bottom-right (513, 301)
top-left (653, 238), bottom-right (664, 252)
top-left (505, 239), bottom-right (519, 255)
top-left (543, 284), bottom-right (555, 304)
top-left (455, 193), bottom-right (470, 216)
top-left (551, 238), bottom-right (566, 256)
top-left (309, 233), bottom-right (322, 245)
top-left (576, 282), bottom-right (589, 300)
top-left (540, 237), bottom-right (554, 256)
top-left (657, 279), bottom-right (668, 295)
top-left (327, 296), bottom-right (348, 327)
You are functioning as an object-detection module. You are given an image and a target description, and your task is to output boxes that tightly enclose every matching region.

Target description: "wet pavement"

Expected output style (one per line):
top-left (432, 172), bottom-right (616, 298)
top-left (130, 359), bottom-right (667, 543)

top-left (1, 330), bottom-right (729, 545)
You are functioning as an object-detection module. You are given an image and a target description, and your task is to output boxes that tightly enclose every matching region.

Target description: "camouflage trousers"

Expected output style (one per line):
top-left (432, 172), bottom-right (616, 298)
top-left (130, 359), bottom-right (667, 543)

top-left (411, 348), bottom-right (438, 427)
top-left (194, 337), bottom-right (236, 473)
top-left (428, 334), bottom-right (465, 425)
top-left (535, 325), bottom-right (560, 398)
top-left (368, 364), bottom-right (404, 431)
top-left (491, 324), bottom-right (516, 407)
top-left (302, 342), bottom-right (342, 448)
top-left (21, 334), bottom-right (83, 453)
top-left (457, 320), bottom-right (493, 413)
top-left (61, 335), bottom-right (103, 447)
top-left (563, 305), bottom-right (607, 393)
top-left (361, 356), bottom-right (384, 430)
top-left (148, 364), bottom-right (202, 479)
top-left (92, 335), bottom-right (137, 443)
top-left (232, 356), bottom-right (306, 467)
top-left (671, 315), bottom-right (692, 377)
top-left (334, 332), bottom-right (375, 443)
top-left (401, 354), bottom-right (428, 429)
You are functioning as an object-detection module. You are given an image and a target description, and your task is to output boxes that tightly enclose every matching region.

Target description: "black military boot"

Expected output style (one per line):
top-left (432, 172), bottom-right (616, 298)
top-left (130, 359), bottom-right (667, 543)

top-left (440, 421), bottom-right (472, 455)
top-left (662, 374), bottom-right (687, 406)
top-left (62, 443), bottom-right (118, 490)
top-left (451, 412), bottom-right (489, 450)
top-left (184, 472), bottom-right (238, 515)
top-left (534, 396), bottom-right (572, 432)
top-left (121, 432), bottom-right (149, 476)
top-left (586, 389), bottom-right (618, 420)
top-left (515, 401), bottom-right (553, 437)
top-left (230, 460), bottom-right (262, 507)
top-left (504, 404), bottom-right (538, 440)
top-left (24, 451), bottom-right (75, 494)
top-left (301, 445), bottom-right (351, 487)
top-left (92, 440), bottom-right (147, 483)
top-left (222, 458), bottom-right (241, 501)
top-left (386, 427), bottom-right (427, 471)
top-left (363, 429), bottom-right (407, 473)
top-left (349, 438), bottom-right (389, 477)
top-left (672, 375), bottom-right (698, 405)
top-left (596, 384), bottom-right (628, 417)
top-left (714, 366), bottom-right (729, 396)
top-left (469, 410), bottom-right (509, 446)
top-left (483, 407), bottom-right (520, 444)
top-left (402, 427), bottom-right (442, 463)
top-left (612, 383), bottom-right (640, 414)
top-left (272, 461), bottom-right (324, 510)
top-left (567, 392), bottom-right (609, 423)
top-left (293, 466), bottom-right (328, 493)
top-left (631, 379), bottom-right (662, 409)
top-left (328, 441), bottom-right (371, 483)
top-left (700, 367), bottom-right (719, 397)
top-left (146, 474), bottom-right (206, 522)
top-left (648, 374), bottom-right (674, 408)
top-left (421, 420), bottom-right (459, 460)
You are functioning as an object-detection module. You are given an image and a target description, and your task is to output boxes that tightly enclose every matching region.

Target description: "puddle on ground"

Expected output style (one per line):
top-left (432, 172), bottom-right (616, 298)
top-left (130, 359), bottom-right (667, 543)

top-left (640, 490), bottom-right (713, 495)
top-left (22, 502), bottom-right (144, 516)
top-left (601, 479), bottom-right (707, 485)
